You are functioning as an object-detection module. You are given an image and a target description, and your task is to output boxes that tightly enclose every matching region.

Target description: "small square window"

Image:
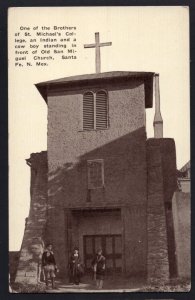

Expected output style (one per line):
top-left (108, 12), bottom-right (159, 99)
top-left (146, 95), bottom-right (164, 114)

top-left (87, 159), bottom-right (104, 189)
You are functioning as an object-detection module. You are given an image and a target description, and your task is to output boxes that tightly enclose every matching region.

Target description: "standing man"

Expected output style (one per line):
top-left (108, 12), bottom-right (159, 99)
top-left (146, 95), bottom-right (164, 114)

top-left (92, 249), bottom-right (106, 289)
top-left (42, 243), bottom-right (58, 289)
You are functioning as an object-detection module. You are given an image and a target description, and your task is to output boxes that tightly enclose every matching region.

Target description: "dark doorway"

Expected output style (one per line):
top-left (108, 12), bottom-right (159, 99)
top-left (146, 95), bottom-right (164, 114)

top-left (83, 235), bottom-right (122, 274)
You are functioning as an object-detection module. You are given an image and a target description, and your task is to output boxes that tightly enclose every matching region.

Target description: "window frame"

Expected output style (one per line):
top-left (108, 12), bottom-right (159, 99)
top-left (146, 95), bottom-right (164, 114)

top-left (87, 159), bottom-right (105, 189)
top-left (82, 91), bottom-right (94, 131)
top-left (82, 89), bottom-right (109, 131)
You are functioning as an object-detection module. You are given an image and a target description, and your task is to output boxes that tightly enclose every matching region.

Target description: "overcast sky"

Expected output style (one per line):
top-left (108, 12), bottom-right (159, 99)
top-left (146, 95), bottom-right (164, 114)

top-left (9, 6), bottom-right (189, 251)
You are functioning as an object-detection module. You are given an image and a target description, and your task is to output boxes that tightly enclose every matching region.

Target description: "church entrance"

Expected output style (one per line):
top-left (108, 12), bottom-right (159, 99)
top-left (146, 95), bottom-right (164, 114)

top-left (70, 208), bottom-right (123, 276)
top-left (83, 234), bottom-right (122, 274)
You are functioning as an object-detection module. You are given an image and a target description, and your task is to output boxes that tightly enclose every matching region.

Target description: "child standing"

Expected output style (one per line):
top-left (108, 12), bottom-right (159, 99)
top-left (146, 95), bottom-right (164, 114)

top-left (92, 249), bottom-right (106, 289)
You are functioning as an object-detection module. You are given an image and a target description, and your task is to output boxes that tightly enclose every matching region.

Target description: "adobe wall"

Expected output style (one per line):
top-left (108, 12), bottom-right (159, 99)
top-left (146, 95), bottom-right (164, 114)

top-left (15, 152), bottom-right (48, 284)
top-left (47, 80), bottom-right (147, 207)
top-left (9, 251), bottom-right (20, 283)
top-left (122, 205), bottom-right (147, 277)
top-left (161, 138), bottom-right (178, 277)
top-left (47, 127), bottom-right (147, 208)
top-left (172, 191), bottom-right (191, 279)
top-left (146, 138), bottom-right (177, 282)
top-left (47, 79), bottom-right (146, 170)
top-left (178, 178), bottom-right (190, 193)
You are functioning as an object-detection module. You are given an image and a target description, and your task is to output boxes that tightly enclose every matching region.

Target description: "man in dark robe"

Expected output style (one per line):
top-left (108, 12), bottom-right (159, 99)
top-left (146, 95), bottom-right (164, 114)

top-left (69, 247), bottom-right (81, 285)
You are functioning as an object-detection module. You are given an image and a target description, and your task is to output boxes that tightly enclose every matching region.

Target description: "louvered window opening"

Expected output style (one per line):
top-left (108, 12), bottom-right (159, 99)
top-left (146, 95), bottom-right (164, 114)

top-left (83, 92), bottom-right (94, 131)
top-left (83, 91), bottom-right (108, 131)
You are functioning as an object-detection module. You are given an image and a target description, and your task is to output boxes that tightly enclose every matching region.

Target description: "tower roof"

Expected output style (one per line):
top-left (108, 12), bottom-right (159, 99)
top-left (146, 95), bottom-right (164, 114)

top-left (35, 71), bottom-right (155, 108)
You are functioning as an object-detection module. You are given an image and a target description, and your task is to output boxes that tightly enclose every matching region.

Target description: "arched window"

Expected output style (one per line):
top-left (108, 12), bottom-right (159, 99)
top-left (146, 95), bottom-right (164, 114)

top-left (96, 90), bottom-right (108, 130)
top-left (83, 92), bottom-right (94, 131)
top-left (83, 90), bottom-right (108, 131)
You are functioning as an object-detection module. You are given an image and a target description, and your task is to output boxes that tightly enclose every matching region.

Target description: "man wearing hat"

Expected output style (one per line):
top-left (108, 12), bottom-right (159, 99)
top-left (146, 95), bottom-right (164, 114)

top-left (42, 243), bottom-right (58, 289)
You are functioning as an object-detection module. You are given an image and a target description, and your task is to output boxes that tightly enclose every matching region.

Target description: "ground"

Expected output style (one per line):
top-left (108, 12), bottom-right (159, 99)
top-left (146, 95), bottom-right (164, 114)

top-left (11, 276), bottom-right (190, 293)
top-left (48, 276), bottom-right (143, 293)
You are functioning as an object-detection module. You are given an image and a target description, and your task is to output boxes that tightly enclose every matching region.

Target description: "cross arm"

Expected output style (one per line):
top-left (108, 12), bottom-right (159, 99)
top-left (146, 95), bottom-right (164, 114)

top-left (84, 43), bottom-right (96, 48)
top-left (100, 42), bottom-right (112, 47)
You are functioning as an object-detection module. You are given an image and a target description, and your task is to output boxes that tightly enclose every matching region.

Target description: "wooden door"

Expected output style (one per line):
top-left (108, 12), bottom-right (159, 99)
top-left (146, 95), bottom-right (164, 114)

top-left (83, 235), bottom-right (122, 274)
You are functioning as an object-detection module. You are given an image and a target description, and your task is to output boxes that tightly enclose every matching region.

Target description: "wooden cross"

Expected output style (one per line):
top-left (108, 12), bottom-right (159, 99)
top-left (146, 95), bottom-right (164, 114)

top-left (84, 32), bottom-right (112, 73)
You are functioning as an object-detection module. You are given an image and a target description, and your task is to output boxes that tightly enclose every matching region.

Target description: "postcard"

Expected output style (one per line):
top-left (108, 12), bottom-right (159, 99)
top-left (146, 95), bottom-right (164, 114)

top-left (8, 6), bottom-right (190, 293)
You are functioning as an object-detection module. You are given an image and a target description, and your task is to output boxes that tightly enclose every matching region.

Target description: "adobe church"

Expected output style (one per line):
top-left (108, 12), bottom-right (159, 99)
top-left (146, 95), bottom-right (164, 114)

top-left (15, 33), bottom-right (178, 284)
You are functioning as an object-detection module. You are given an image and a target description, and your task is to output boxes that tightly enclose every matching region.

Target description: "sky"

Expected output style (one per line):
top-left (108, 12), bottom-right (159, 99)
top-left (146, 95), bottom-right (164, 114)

top-left (9, 6), bottom-right (190, 251)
